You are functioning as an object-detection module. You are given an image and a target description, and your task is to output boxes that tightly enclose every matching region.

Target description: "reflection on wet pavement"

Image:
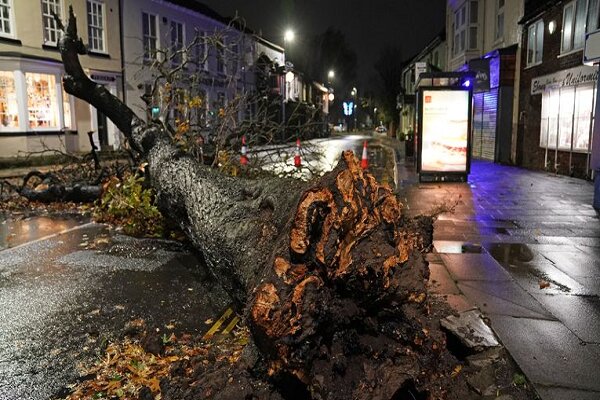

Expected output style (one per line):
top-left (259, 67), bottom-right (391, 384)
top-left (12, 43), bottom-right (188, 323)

top-left (0, 214), bottom-right (88, 251)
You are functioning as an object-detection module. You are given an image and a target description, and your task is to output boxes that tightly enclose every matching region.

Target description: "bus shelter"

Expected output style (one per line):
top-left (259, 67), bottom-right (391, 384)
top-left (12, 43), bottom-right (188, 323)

top-left (415, 72), bottom-right (474, 182)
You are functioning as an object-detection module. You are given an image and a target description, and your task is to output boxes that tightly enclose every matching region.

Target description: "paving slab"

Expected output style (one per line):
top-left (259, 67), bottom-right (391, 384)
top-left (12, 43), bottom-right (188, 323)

top-left (427, 263), bottom-right (460, 295)
top-left (441, 253), bottom-right (513, 282)
top-left (490, 316), bottom-right (600, 393)
top-left (531, 294), bottom-right (600, 343)
top-left (433, 293), bottom-right (477, 313)
top-left (457, 281), bottom-right (554, 320)
top-left (541, 251), bottom-right (600, 279)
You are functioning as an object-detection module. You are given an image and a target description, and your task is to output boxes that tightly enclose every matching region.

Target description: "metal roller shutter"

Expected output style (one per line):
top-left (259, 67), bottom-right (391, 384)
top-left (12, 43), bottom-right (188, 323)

top-left (472, 89), bottom-right (498, 161)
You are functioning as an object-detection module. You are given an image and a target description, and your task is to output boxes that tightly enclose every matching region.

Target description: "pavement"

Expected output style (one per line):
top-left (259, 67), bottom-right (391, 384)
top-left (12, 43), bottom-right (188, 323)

top-left (396, 157), bottom-right (600, 400)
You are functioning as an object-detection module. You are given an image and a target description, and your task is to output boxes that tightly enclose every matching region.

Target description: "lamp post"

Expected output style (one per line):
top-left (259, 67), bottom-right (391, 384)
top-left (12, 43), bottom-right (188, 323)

top-left (282, 29), bottom-right (294, 139)
top-left (351, 87), bottom-right (357, 132)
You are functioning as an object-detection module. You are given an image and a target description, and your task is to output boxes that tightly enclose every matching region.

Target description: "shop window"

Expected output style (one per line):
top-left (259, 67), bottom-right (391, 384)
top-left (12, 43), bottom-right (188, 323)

top-left (0, 71), bottom-right (18, 129)
top-left (42, 0), bottom-right (62, 45)
top-left (573, 85), bottom-right (593, 151)
top-left (561, 0), bottom-right (598, 53)
top-left (170, 20), bottom-right (184, 66)
top-left (26, 73), bottom-right (59, 129)
top-left (540, 85), bottom-right (594, 153)
top-left (0, 0), bottom-right (13, 37)
top-left (558, 87), bottom-right (575, 150)
top-left (142, 12), bottom-right (158, 62)
top-left (527, 20), bottom-right (544, 66)
top-left (87, 0), bottom-right (105, 52)
top-left (62, 87), bottom-right (72, 129)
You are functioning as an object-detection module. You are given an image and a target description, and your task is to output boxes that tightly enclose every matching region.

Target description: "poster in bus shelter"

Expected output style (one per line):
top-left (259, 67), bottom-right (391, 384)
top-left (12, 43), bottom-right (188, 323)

top-left (420, 90), bottom-right (469, 172)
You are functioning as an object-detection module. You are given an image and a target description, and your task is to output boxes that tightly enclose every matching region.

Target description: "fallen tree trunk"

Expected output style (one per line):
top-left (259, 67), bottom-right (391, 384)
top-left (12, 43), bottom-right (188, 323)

top-left (58, 8), bottom-right (458, 399)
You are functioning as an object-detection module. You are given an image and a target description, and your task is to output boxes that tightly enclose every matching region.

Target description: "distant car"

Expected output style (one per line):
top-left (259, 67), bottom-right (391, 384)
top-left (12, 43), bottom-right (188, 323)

top-left (374, 125), bottom-right (387, 134)
top-left (333, 124), bottom-right (344, 132)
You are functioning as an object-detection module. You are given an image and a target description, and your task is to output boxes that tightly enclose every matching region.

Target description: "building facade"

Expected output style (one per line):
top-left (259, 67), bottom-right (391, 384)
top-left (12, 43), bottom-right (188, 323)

top-left (517, 0), bottom-right (599, 178)
top-left (399, 31), bottom-right (447, 137)
top-left (446, 0), bottom-right (525, 163)
top-left (0, 0), bottom-right (123, 159)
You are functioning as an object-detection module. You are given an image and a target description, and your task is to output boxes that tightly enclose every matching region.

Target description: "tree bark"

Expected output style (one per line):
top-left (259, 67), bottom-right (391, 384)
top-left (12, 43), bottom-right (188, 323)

top-left (59, 7), bottom-right (456, 399)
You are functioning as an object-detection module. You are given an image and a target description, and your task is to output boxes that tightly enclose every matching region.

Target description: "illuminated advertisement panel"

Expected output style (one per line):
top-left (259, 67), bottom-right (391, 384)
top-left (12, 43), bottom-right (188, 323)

top-left (420, 90), bottom-right (469, 172)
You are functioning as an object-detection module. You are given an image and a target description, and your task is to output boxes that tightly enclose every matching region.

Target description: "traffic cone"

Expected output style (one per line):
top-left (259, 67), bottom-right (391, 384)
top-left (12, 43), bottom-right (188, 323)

top-left (294, 138), bottom-right (302, 168)
top-left (361, 140), bottom-right (368, 169)
top-left (240, 135), bottom-right (248, 166)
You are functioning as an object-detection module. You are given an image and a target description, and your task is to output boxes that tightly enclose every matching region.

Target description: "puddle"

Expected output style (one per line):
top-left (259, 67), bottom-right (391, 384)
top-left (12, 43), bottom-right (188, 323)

top-left (0, 215), bottom-right (88, 251)
top-left (485, 243), bottom-right (572, 293)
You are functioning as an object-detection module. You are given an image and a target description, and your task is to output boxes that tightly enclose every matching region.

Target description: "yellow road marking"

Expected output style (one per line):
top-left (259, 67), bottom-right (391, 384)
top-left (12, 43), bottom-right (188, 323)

top-left (221, 316), bottom-right (240, 335)
top-left (203, 307), bottom-right (233, 340)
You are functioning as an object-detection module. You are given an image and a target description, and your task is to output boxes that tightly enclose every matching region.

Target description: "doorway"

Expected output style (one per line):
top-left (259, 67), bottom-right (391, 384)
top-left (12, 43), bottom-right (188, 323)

top-left (97, 111), bottom-right (109, 148)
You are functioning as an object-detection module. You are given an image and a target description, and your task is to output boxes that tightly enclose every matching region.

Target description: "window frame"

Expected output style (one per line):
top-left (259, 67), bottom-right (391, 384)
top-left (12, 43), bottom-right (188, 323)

top-left (86, 0), bottom-right (106, 53)
top-left (0, 70), bottom-right (19, 131)
top-left (452, 1), bottom-right (478, 56)
top-left (169, 19), bottom-right (185, 66)
top-left (41, 0), bottom-right (63, 46)
top-left (495, 0), bottom-right (505, 41)
top-left (142, 11), bottom-right (159, 63)
top-left (527, 19), bottom-right (544, 67)
top-left (216, 40), bottom-right (226, 75)
top-left (561, 0), bottom-right (600, 54)
top-left (0, 0), bottom-right (16, 38)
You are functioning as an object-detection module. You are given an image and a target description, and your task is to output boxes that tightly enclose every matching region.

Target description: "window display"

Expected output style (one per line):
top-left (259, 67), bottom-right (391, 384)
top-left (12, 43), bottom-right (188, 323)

top-left (26, 72), bottom-right (59, 129)
top-left (62, 87), bottom-right (72, 129)
top-left (540, 84), bottom-right (595, 153)
top-left (0, 71), bottom-right (18, 129)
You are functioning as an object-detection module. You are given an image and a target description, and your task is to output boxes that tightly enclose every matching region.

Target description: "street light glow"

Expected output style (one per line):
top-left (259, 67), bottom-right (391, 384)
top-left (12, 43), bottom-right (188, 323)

top-left (284, 29), bottom-right (295, 42)
top-left (328, 70), bottom-right (335, 79)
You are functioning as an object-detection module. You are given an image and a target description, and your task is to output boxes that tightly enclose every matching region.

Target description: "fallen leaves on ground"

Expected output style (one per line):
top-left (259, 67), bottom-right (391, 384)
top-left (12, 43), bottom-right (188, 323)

top-left (539, 280), bottom-right (551, 289)
top-left (63, 327), bottom-right (251, 400)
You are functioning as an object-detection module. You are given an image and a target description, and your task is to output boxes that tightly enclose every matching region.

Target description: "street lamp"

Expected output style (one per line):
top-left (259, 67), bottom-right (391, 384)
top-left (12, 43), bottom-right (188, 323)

top-left (284, 29), bottom-right (295, 43)
top-left (328, 69), bottom-right (335, 81)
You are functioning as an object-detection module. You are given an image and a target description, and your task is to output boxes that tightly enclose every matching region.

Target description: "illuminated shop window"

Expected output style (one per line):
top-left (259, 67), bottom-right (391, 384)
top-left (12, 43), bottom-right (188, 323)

top-left (0, 71), bottom-right (18, 129)
top-left (26, 72), bottom-right (59, 129)
top-left (540, 85), bottom-right (594, 153)
top-left (62, 86), bottom-right (72, 129)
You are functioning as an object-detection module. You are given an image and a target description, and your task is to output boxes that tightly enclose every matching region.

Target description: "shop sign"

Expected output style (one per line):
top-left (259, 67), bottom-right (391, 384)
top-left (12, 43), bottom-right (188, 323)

top-left (415, 62), bottom-right (427, 84)
top-left (90, 73), bottom-right (116, 83)
top-left (468, 58), bottom-right (490, 93)
top-left (420, 90), bottom-right (469, 173)
top-left (531, 65), bottom-right (598, 95)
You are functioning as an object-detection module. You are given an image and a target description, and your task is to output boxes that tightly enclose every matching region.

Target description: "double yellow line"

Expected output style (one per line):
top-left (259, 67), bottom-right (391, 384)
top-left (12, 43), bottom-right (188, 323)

top-left (202, 306), bottom-right (240, 340)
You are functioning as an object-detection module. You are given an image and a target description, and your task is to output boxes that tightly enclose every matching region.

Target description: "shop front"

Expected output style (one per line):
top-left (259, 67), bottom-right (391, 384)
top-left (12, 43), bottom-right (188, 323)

top-left (0, 56), bottom-right (76, 158)
top-left (532, 65), bottom-right (598, 175)
top-left (468, 45), bottom-right (517, 164)
top-left (89, 71), bottom-right (122, 150)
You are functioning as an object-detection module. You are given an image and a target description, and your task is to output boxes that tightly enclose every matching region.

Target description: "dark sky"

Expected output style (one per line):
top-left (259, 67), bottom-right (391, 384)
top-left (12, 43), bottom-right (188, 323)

top-left (200, 0), bottom-right (446, 87)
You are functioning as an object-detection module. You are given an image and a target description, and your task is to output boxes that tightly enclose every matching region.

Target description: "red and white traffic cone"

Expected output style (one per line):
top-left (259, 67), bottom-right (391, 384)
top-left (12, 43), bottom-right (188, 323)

top-left (361, 140), bottom-right (368, 169)
top-left (294, 138), bottom-right (302, 168)
top-left (240, 135), bottom-right (248, 166)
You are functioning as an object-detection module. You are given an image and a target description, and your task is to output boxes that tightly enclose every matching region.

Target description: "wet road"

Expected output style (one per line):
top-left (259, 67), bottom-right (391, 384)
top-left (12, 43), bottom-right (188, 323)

top-left (251, 133), bottom-right (398, 187)
top-left (0, 221), bottom-right (230, 400)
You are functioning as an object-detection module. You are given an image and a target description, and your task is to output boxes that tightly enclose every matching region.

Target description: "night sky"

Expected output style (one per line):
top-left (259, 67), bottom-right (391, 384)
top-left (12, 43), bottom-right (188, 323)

top-left (199, 0), bottom-right (447, 87)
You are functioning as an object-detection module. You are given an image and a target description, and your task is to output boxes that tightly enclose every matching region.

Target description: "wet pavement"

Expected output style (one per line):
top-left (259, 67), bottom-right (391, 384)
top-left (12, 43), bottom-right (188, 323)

top-left (398, 159), bottom-right (600, 399)
top-left (0, 220), bottom-right (230, 400)
top-left (0, 214), bottom-right (89, 251)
